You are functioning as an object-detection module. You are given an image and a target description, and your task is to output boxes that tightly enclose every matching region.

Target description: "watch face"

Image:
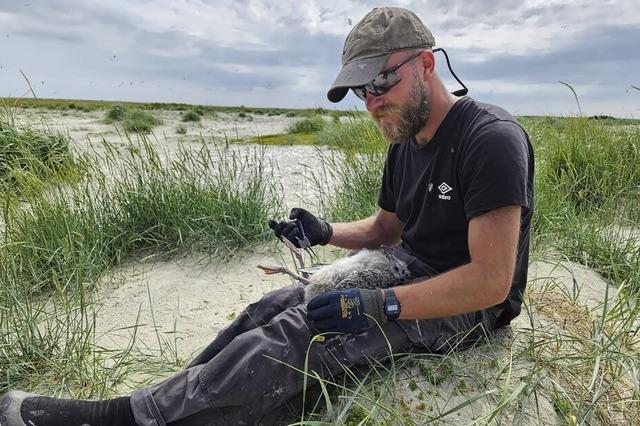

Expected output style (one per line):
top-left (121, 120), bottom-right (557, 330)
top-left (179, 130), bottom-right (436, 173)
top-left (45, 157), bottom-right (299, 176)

top-left (385, 302), bottom-right (400, 314)
top-left (384, 289), bottom-right (401, 319)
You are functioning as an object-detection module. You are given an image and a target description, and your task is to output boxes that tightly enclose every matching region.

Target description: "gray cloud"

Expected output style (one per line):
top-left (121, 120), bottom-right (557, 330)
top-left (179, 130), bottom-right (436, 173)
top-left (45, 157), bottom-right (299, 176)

top-left (0, 0), bottom-right (638, 116)
top-left (449, 25), bottom-right (640, 84)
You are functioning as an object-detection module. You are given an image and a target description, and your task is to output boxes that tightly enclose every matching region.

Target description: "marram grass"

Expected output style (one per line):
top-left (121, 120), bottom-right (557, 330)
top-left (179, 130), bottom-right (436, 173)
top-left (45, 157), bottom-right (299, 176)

top-left (310, 115), bottom-right (388, 222)
top-left (0, 107), bottom-right (81, 200)
top-left (0, 135), bottom-right (283, 393)
top-left (103, 107), bottom-right (163, 134)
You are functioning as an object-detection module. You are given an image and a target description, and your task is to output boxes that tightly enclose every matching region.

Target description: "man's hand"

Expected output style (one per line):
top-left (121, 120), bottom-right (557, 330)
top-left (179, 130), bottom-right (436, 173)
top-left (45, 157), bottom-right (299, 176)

top-left (268, 208), bottom-right (333, 248)
top-left (306, 288), bottom-right (386, 333)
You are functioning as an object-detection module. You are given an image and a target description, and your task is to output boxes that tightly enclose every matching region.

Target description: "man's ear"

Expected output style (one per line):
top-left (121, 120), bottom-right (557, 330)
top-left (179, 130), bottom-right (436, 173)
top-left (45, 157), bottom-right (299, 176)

top-left (419, 50), bottom-right (436, 79)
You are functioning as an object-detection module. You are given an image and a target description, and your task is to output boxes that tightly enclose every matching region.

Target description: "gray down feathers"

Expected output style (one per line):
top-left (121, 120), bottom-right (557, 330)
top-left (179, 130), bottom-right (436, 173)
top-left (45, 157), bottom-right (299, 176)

top-left (303, 248), bottom-right (411, 301)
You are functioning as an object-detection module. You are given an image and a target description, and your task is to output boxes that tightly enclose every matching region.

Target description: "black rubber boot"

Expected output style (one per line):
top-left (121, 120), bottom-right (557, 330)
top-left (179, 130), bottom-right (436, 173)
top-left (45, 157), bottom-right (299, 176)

top-left (0, 390), bottom-right (137, 426)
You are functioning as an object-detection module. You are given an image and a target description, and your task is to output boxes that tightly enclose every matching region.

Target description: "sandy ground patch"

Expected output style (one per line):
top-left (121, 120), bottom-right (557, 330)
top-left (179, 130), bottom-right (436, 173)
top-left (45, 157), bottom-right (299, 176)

top-left (93, 242), bottom-right (344, 361)
top-left (14, 108), bottom-right (300, 152)
top-left (14, 107), bottom-right (337, 210)
top-left (94, 247), bottom-right (293, 360)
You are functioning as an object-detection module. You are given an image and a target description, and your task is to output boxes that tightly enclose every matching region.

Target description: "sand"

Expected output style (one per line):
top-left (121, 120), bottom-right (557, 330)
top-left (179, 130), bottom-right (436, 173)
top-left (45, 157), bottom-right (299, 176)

top-left (16, 108), bottom-right (335, 208)
top-left (15, 108), bottom-right (300, 151)
top-left (13, 107), bottom-right (636, 424)
top-left (93, 247), bottom-right (293, 360)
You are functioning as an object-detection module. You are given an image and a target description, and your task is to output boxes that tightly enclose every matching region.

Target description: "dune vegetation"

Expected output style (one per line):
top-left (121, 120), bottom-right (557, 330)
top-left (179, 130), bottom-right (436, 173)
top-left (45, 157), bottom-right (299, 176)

top-left (0, 101), bottom-right (638, 424)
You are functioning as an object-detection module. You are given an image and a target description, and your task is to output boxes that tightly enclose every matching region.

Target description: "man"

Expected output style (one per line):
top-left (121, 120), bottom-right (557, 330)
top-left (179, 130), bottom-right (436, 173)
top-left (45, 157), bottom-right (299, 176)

top-left (0, 6), bottom-right (534, 426)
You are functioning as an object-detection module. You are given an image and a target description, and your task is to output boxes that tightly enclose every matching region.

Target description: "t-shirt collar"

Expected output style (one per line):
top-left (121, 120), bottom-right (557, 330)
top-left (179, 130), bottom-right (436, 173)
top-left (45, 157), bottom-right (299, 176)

top-left (410, 96), bottom-right (469, 151)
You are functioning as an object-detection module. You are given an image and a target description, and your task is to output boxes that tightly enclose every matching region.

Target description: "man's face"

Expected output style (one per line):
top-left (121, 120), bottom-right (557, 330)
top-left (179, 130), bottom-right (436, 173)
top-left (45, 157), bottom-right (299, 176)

top-left (365, 53), bottom-right (431, 144)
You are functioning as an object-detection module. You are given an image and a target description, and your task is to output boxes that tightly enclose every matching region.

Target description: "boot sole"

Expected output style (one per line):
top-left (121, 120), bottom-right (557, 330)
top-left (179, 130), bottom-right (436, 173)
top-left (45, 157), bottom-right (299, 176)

top-left (0, 391), bottom-right (34, 426)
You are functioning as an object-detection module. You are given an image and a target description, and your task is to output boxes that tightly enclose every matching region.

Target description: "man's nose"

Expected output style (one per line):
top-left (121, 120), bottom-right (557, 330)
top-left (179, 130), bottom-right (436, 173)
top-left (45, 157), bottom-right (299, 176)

top-left (365, 92), bottom-right (385, 112)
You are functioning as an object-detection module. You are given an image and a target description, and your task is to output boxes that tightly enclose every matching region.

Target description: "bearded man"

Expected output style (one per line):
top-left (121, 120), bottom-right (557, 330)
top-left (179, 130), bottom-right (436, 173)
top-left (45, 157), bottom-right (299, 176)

top-left (1, 6), bottom-right (534, 426)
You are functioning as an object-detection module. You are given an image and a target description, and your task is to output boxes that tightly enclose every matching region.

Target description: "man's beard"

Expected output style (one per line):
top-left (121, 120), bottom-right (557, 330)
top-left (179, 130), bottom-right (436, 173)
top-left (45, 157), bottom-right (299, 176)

top-left (371, 79), bottom-right (431, 144)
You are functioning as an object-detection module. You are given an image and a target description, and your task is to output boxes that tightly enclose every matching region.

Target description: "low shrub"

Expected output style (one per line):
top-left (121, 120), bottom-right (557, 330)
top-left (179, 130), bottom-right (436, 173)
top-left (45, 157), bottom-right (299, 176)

top-left (105, 105), bottom-right (126, 122)
top-left (122, 110), bottom-right (162, 133)
top-left (288, 116), bottom-right (326, 134)
top-left (104, 107), bottom-right (162, 133)
top-left (182, 110), bottom-right (201, 122)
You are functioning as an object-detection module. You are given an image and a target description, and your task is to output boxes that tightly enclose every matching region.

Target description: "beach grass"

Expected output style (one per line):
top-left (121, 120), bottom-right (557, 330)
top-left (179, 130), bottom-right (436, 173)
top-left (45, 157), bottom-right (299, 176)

top-left (181, 110), bottom-right (202, 122)
top-left (309, 115), bottom-right (390, 222)
top-left (0, 107), bottom-right (82, 201)
top-left (1, 104), bottom-right (639, 423)
top-left (245, 115), bottom-right (337, 146)
top-left (103, 106), bottom-right (163, 134)
top-left (287, 116), bottom-right (327, 134)
top-left (0, 134), bottom-right (283, 393)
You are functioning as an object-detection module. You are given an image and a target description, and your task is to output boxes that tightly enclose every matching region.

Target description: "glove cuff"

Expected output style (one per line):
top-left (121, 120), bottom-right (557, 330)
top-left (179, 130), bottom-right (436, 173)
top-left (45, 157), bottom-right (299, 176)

top-left (319, 221), bottom-right (333, 246)
top-left (361, 289), bottom-right (387, 328)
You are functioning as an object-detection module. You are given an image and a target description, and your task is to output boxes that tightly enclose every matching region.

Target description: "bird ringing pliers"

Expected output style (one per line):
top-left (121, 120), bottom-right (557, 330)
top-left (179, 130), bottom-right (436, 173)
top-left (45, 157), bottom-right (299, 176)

top-left (295, 219), bottom-right (319, 263)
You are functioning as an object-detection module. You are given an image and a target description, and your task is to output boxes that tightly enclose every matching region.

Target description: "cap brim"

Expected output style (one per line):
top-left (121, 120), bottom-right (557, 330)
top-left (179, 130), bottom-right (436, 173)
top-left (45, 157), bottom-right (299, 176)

top-left (327, 54), bottom-right (390, 103)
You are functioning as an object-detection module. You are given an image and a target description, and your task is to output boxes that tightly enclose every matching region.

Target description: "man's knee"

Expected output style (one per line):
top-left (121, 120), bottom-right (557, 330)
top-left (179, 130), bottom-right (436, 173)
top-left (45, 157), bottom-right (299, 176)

top-left (313, 322), bottom-right (411, 369)
top-left (245, 283), bottom-right (304, 314)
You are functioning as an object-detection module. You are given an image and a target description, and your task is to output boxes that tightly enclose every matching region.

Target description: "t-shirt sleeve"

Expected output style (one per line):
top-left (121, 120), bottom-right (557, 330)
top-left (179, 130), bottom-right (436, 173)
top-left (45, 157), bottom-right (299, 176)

top-left (461, 119), bottom-right (532, 220)
top-left (378, 145), bottom-right (397, 212)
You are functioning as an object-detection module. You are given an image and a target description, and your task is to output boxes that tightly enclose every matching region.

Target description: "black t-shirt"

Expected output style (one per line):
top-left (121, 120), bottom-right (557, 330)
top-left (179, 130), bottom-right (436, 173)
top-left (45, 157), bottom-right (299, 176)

top-left (378, 96), bottom-right (535, 326)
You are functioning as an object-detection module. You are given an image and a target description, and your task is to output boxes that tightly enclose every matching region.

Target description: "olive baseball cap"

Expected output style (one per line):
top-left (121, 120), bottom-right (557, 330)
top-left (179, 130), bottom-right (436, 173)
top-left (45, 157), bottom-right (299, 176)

top-left (327, 7), bottom-right (436, 103)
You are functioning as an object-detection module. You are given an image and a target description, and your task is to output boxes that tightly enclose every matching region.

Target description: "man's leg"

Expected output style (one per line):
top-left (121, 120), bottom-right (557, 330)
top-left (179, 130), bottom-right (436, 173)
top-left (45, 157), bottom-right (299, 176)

top-left (385, 254), bottom-right (505, 353)
top-left (130, 305), bottom-right (413, 425)
top-left (398, 306), bottom-right (504, 353)
top-left (0, 290), bottom-right (502, 426)
top-left (187, 283), bottom-right (304, 367)
top-left (0, 285), bottom-right (305, 426)
top-left (166, 308), bottom-right (504, 426)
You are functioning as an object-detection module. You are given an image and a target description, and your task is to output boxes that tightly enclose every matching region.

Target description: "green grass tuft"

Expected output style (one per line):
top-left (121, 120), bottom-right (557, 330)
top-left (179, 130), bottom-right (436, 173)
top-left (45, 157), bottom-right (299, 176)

top-left (181, 110), bottom-right (201, 122)
top-left (309, 116), bottom-right (388, 222)
top-left (121, 110), bottom-right (162, 133)
top-left (105, 105), bottom-right (126, 122)
top-left (288, 116), bottom-right (326, 134)
top-left (104, 107), bottom-right (162, 133)
top-left (0, 108), bottom-right (80, 200)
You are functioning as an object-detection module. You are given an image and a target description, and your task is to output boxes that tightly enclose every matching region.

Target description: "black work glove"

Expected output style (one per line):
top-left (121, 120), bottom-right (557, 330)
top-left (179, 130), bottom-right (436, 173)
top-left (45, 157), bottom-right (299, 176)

top-left (268, 208), bottom-right (333, 248)
top-left (306, 288), bottom-right (386, 334)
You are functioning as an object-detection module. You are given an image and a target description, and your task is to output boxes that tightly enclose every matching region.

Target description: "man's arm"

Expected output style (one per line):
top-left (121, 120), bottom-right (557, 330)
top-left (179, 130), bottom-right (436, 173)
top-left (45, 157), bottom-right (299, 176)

top-left (394, 205), bottom-right (521, 319)
top-left (329, 208), bottom-right (403, 250)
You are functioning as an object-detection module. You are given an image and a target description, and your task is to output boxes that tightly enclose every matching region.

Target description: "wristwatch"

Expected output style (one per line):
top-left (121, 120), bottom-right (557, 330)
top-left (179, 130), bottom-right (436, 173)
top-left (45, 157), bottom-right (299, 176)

top-left (383, 288), bottom-right (402, 321)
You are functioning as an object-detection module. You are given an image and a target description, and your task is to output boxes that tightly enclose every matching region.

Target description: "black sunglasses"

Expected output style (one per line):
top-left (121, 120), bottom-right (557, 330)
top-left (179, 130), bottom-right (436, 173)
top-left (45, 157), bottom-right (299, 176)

top-left (351, 48), bottom-right (468, 101)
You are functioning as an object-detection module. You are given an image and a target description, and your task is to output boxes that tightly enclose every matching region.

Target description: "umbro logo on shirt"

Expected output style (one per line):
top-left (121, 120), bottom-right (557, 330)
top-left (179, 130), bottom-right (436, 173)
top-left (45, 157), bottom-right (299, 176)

top-left (438, 182), bottom-right (453, 200)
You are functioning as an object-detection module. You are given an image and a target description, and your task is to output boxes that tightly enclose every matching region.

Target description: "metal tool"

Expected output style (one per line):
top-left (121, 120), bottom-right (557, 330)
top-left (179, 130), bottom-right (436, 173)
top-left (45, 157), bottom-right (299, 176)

top-left (295, 219), bottom-right (318, 263)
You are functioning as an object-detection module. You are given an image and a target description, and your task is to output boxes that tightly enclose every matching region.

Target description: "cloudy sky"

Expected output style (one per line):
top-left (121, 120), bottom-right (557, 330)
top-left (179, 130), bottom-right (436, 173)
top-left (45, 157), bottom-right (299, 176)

top-left (1, 0), bottom-right (639, 117)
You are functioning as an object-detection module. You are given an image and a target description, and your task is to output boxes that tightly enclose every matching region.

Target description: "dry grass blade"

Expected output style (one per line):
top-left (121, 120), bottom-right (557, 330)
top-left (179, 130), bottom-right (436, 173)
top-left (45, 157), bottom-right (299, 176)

top-left (559, 80), bottom-right (583, 116)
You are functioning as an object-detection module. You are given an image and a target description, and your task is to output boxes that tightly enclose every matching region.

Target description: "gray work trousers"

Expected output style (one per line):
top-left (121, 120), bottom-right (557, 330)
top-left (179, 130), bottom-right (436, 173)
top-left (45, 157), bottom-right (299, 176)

top-left (130, 283), bottom-right (502, 426)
